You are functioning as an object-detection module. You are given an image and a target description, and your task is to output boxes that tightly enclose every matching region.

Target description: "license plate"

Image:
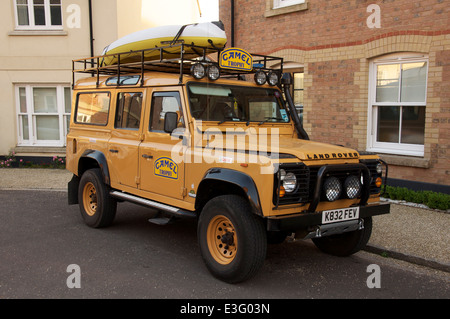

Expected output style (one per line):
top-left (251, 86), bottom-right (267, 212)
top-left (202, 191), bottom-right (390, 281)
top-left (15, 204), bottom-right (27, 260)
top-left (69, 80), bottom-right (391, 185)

top-left (322, 207), bottom-right (360, 224)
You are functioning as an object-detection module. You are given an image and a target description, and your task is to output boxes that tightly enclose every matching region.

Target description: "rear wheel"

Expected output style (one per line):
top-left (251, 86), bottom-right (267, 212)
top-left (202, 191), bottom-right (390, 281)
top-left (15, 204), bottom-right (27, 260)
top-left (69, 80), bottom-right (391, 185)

top-left (312, 217), bottom-right (372, 257)
top-left (197, 195), bottom-right (267, 283)
top-left (78, 168), bottom-right (117, 228)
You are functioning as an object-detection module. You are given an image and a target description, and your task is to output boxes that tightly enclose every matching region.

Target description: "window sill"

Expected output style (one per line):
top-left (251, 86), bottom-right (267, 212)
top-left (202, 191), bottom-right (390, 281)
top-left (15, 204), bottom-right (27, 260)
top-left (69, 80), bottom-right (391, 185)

top-left (9, 30), bottom-right (68, 36)
top-left (378, 154), bottom-right (430, 169)
top-left (265, 1), bottom-right (308, 17)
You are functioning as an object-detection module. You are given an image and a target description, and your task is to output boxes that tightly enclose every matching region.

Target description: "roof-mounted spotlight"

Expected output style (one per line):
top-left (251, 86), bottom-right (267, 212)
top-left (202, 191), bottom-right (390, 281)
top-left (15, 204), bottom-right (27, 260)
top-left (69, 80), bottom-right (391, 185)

top-left (207, 64), bottom-right (220, 81)
top-left (267, 72), bottom-right (279, 86)
top-left (191, 63), bottom-right (206, 79)
top-left (254, 70), bottom-right (267, 85)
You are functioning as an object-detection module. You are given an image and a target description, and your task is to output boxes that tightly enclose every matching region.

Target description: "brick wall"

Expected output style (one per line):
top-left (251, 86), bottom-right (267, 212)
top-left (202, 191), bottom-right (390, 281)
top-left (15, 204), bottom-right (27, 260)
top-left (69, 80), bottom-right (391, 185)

top-left (220, 0), bottom-right (450, 186)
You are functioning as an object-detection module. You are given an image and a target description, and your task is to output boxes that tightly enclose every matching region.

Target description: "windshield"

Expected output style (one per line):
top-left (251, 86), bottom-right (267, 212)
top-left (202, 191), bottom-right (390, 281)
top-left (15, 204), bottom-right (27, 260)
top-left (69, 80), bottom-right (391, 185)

top-left (187, 83), bottom-right (290, 124)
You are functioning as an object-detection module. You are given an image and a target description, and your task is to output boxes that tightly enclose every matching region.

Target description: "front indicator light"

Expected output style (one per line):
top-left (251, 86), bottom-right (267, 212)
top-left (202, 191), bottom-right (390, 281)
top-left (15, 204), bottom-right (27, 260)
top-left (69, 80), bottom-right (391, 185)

top-left (278, 186), bottom-right (286, 198)
top-left (375, 177), bottom-right (383, 188)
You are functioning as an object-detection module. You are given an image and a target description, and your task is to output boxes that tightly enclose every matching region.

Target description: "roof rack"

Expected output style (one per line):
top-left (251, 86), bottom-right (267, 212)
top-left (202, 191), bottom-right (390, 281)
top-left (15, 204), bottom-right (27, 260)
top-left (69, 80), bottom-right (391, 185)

top-left (72, 43), bottom-right (284, 88)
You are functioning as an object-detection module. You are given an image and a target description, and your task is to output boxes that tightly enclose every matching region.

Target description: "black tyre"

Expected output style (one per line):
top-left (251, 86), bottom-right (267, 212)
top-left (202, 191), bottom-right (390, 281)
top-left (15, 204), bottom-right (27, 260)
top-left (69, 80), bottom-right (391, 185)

top-left (312, 217), bottom-right (373, 257)
top-left (78, 168), bottom-right (117, 228)
top-left (197, 195), bottom-right (267, 283)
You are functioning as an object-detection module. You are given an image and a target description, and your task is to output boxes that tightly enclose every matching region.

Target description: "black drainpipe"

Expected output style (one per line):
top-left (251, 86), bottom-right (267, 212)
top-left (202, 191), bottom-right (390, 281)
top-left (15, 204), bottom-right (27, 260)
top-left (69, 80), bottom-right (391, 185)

top-left (88, 0), bottom-right (94, 58)
top-left (231, 0), bottom-right (235, 47)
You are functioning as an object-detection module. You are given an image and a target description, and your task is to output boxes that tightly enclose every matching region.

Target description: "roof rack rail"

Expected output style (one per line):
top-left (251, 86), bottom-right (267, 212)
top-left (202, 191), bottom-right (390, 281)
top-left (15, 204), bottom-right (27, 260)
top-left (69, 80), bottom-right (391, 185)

top-left (72, 43), bottom-right (283, 88)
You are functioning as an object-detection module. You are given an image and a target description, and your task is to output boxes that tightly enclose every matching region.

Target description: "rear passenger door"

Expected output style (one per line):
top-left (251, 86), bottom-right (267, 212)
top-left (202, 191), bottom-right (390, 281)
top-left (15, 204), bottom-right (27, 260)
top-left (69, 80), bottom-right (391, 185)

top-left (108, 90), bottom-right (145, 188)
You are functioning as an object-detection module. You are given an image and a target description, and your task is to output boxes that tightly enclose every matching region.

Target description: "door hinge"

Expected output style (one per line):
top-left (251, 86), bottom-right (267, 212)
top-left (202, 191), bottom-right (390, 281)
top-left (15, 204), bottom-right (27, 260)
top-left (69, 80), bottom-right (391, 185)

top-left (181, 187), bottom-right (187, 197)
top-left (135, 176), bottom-right (141, 185)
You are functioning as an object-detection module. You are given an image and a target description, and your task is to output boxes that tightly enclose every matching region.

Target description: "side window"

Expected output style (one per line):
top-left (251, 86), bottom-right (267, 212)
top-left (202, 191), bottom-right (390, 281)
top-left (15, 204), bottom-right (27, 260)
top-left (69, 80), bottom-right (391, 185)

top-left (115, 92), bottom-right (143, 130)
top-left (75, 92), bottom-right (110, 126)
top-left (150, 92), bottom-right (184, 132)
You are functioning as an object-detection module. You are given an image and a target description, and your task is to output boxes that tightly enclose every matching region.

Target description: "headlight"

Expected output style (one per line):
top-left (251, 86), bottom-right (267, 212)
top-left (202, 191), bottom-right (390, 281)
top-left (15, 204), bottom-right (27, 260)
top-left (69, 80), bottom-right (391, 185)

top-left (283, 173), bottom-right (297, 193)
top-left (323, 177), bottom-right (342, 202)
top-left (376, 162), bottom-right (383, 174)
top-left (207, 64), bottom-right (220, 81)
top-left (279, 169), bottom-right (297, 193)
top-left (344, 175), bottom-right (362, 199)
top-left (254, 71), bottom-right (267, 85)
top-left (280, 169), bottom-right (297, 193)
top-left (191, 63), bottom-right (205, 79)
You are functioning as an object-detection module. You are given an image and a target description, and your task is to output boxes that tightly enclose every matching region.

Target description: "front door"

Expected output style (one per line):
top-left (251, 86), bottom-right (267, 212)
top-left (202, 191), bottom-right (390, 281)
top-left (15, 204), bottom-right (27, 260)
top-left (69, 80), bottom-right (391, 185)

top-left (108, 90), bottom-right (145, 188)
top-left (139, 89), bottom-right (187, 199)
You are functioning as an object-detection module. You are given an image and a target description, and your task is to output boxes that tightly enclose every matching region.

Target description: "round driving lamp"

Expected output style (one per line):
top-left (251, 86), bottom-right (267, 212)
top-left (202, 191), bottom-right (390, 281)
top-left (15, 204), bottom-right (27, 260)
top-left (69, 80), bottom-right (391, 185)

top-left (267, 72), bottom-right (279, 86)
top-left (323, 177), bottom-right (342, 202)
top-left (191, 63), bottom-right (205, 79)
top-left (207, 64), bottom-right (220, 81)
top-left (254, 71), bottom-right (267, 85)
top-left (344, 175), bottom-right (362, 199)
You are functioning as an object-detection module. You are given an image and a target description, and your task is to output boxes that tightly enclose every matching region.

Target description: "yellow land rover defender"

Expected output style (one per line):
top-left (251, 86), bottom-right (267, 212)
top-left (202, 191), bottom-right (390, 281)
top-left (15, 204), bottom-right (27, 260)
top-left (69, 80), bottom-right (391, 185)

top-left (67, 44), bottom-right (390, 283)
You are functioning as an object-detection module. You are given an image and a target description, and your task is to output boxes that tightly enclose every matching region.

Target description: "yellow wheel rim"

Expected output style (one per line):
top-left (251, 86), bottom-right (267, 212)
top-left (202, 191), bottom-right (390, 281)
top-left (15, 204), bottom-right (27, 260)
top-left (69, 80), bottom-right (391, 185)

top-left (207, 215), bottom-right (238, 265)
top-left (83, 182), bottom-right (97, 217)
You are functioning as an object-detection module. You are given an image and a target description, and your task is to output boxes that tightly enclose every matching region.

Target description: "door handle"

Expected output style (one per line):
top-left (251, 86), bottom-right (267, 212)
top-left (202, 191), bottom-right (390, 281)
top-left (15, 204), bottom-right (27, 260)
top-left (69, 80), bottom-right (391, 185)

top-left (109, 149), bottom-right (119, 153)
top-left (142, 154), bottom-right (153, 159)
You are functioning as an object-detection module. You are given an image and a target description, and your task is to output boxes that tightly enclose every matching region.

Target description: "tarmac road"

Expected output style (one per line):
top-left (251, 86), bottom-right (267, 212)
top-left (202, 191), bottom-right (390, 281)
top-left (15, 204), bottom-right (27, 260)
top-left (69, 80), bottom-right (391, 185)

top-left (0, 189), bottom-right (448, 300)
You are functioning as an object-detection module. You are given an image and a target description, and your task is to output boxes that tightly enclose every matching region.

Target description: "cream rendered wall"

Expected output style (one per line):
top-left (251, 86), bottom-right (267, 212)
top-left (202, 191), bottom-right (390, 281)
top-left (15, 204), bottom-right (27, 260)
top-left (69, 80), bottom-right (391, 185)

top-left (0, 0), bottom-right (118, 155)
top-left (116, 0), bottom-right (203, 38)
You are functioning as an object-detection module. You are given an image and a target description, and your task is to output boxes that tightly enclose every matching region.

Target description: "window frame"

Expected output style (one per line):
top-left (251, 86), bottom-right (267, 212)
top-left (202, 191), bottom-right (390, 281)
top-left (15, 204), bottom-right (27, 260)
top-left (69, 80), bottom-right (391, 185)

top-left (367, 54), bottom-right (428, 157)
top-left (273, 0), bottom-right (305, 9)
top-left (13, 0), bottom-right (63, 31)
top-left (149, 91), bottom-right (184, 133)
top-left (74, 91), bottom-right (111, 127)
top-left (15, 84), bottom-right (71, 147)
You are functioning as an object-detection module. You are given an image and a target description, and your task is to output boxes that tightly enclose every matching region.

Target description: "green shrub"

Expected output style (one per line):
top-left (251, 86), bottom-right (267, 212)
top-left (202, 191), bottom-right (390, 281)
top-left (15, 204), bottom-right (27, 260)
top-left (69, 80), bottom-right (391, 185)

top-left (383, 185), bottom-right (449, 210)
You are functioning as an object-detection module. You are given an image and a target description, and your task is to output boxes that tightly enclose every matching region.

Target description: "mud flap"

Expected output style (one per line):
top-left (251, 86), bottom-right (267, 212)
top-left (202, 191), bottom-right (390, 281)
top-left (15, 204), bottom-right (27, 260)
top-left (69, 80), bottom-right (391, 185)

top-left (68, 174), bottom-right (80, 205)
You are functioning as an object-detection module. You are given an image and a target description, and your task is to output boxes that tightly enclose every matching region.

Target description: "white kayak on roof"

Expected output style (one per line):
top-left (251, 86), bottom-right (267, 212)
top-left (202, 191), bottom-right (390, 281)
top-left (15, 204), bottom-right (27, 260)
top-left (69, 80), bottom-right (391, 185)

top-left (101, 21), bottom-right (227, 65)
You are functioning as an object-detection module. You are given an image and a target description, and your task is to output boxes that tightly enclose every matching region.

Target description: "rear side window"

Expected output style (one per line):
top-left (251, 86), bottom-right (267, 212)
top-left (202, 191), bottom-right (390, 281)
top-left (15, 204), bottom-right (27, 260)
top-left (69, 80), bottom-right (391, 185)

top-left (75, 92), bottom-right (110, 126)
top-left (115, 92), bottom-right (143, 130)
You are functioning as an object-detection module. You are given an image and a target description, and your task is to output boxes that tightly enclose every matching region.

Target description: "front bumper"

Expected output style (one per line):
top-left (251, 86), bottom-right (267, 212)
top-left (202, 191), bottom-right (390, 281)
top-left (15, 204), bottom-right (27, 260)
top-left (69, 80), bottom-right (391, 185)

top-left (266, 202), bottom-right (390, 232)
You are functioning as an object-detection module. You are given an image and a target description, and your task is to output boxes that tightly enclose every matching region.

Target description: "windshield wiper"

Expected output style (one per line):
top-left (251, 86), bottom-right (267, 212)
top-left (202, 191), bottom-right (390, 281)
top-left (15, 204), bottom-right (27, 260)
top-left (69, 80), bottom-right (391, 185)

top-left (258, 117), bottom-right (285, 125)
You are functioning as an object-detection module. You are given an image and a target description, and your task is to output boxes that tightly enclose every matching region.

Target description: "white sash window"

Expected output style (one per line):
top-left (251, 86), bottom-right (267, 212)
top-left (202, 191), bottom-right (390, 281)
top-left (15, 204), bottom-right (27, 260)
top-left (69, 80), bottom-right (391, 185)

top-left (367, 54), bottom-right (428, 157)
top-left (16, 85), bottom-right (71, 147)
top-left (14, 0), bottom-right (63, 30)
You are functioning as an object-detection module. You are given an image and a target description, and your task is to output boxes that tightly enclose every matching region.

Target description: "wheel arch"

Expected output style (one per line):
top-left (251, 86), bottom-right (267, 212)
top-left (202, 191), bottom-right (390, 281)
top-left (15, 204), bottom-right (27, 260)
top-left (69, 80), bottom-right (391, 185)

top-left (78, 150), bottom-right (110, 185)
top-left (195, 168), bottom-right (262, 216)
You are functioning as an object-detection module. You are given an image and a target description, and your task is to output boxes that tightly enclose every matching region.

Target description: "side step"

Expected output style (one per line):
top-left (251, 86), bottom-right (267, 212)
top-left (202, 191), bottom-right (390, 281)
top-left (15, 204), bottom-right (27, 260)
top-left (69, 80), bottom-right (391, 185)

top-left (110, 191), bottom-right (197, 219)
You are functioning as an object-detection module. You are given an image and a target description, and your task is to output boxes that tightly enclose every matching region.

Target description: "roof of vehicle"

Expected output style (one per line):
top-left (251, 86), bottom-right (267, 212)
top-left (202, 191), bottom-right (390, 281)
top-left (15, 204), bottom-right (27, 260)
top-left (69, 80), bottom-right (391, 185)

top-left (72, 43), bottom-right (284, 90)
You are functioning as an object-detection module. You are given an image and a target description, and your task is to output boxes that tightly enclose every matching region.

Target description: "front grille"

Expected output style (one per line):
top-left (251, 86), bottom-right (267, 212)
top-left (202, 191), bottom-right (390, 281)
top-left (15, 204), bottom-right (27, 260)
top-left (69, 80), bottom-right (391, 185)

top-left (273, 161), bottom-right (382, 209)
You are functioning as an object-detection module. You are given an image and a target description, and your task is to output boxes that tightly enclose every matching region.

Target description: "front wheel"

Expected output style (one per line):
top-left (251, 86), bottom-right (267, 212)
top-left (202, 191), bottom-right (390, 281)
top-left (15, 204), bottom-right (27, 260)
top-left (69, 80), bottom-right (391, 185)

top-left (312, 217), bottom-right (373, 257)
top-left (197, 195), bottom-right (267, 283)
top-left (78, 168), bottom-right (117, 228)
